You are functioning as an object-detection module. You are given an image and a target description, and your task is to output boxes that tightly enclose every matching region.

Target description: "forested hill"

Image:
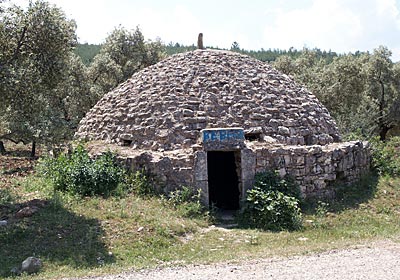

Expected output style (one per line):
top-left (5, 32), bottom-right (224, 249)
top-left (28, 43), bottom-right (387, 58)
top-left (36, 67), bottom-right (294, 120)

top-left (164, 42), bottom-right (342, 63)
top-left (74, 42), bottom-right (341, 65)
top-left (74, 43), bottom-right (102, 65)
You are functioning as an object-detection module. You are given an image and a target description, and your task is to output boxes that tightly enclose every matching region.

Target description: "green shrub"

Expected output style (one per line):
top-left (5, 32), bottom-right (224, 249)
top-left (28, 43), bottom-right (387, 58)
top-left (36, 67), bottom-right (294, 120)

top-left (165, 186), bottom-right (205, 218)
top-left (237, 171), bottom-right (302, 231)
top-left (38, 144), bottom-right (125, 197)
top-left (167, 186), bottom-right (197, 206)
top-left (370, 136), bottom-right (400, 176)
top-left (38, 152), bottom-right (69, 192)
top-left (254, 170), bottom-right (302, 201)
top-left (238, 188), bottom-right (302, 231)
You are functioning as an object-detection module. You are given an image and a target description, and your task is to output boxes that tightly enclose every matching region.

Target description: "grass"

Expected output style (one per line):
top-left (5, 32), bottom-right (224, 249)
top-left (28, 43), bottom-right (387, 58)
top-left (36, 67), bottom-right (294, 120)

top-left (1, 144), bottom-right (400, 279)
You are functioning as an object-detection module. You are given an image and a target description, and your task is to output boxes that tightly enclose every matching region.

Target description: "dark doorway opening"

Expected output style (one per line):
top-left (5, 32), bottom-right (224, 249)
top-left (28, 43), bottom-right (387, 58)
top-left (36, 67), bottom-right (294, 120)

top-left (207, 151), bottom-right (240, 210)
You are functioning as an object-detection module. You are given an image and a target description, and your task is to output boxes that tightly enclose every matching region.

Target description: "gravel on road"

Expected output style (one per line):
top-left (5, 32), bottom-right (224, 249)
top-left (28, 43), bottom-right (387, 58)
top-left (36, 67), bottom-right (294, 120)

top-left (73, 241), bottom-right (400, 280)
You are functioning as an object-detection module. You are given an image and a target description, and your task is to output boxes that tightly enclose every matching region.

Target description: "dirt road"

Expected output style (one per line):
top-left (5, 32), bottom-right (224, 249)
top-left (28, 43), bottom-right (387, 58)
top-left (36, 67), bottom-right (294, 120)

top-left (76, 241), bottom-right (400, 280)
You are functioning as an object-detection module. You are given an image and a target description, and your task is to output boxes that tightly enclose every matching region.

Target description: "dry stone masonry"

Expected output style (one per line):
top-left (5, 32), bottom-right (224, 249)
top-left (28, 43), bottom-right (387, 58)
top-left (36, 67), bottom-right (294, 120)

top-left (77, 49), bottom-right (370, 205)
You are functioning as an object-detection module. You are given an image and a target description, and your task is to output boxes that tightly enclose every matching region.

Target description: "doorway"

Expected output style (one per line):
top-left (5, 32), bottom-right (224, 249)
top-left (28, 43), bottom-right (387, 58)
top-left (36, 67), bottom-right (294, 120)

top-left (207, 151), bottom-right (240, 210)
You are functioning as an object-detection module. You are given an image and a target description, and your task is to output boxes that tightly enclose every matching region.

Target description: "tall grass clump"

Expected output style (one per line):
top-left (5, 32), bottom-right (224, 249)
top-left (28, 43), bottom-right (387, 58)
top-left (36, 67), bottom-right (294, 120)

top-left (164, 186), bottom-right (206, 218)
top-left (125, 169), bottom-right (158, 197)
top-left (38, 144), bottom-right (126, 197)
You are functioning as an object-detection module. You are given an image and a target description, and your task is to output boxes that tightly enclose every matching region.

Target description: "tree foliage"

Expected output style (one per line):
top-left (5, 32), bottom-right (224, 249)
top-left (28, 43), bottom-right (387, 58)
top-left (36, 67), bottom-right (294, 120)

top-left (230, 41), bottom-right (240, 52)
top-left (0, 2), bottom-right (164, 152)
top-left (73, 43), bottom-right (101, 65)
top-left (87, 26), bottom-right (166, 99)
top-left (362, 47), bottom-right (400, 140)
top-left (273, 47), bottom-right (400, 140)
top-left (0, 0), bottom-right (77, 149)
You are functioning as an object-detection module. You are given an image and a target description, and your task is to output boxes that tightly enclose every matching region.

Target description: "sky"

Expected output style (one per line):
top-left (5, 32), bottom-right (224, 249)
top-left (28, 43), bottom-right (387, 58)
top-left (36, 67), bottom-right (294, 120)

top-left (7, 0), bottom-right (400, 61)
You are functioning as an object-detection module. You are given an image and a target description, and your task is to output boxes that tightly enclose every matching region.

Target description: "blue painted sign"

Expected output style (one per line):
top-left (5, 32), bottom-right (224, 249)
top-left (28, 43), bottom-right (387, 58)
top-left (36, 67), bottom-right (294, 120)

top-left (202, 128), bottom-right (244, 143)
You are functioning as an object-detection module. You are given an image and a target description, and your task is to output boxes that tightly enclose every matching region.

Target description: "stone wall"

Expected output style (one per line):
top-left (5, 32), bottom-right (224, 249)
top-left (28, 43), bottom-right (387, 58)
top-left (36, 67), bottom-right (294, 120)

top-left (77, 48), bottom-right (371, 204)
top-left (87, 143), bottom-right (195, 193)
top-left (92, 139), bottom-right (370, 202)
top-left (250, 141), bottom-right (370, 197)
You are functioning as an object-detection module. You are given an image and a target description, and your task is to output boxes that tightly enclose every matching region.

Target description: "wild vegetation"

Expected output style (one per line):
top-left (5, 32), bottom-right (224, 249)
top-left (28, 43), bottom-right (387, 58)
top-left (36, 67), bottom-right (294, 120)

top-left (1, 0), bottom-right (400, 279)
top-left (237, 171), bottom-right (303, 231)
top-left (273, 47), bottom-right (400, 141)
top-left (1, 142), bottom-right (400, 279)
top-left (37, 145), bottom-right (126, 197)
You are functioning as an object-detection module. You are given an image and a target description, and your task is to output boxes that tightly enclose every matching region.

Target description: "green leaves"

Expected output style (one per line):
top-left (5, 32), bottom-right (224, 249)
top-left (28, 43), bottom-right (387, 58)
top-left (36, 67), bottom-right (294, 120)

top-left (38, 144), bottom-right (126, 197)
top-left (272, 46), bottom-right (400, 140)
top-left (254, 170), bottom-right (302, 201)
top-left (370, 136), bottom-right (400, 176)
top-left (87, 26), bottom-right (166, 98)
top-left (238, 171), bottom-right (303, 231)
top-left (238, 188), bottom-right (302, 232)
top-left (0, 0), bottom-right (77, 145)
top-left (0, 3), bottom-right (165, 151)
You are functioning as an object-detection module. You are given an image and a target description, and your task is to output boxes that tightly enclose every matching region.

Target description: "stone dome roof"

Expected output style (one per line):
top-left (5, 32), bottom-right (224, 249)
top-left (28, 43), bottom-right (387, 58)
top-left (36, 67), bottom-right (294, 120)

top-left (76, 49), bottom-right (340, 151)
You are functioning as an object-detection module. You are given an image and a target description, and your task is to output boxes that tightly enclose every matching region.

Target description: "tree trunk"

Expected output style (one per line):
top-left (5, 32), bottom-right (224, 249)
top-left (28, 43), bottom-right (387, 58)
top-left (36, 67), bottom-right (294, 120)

top-left (0, 141), bottom-right (6, 155)
top-left (377, 78), bottom-right (389, 141)
top-left (30, 141), bottom-right (36, 158)
top-left (379, 124), bottom-right (394, 141)
top-left (379, 127), bottom-right (388, 141)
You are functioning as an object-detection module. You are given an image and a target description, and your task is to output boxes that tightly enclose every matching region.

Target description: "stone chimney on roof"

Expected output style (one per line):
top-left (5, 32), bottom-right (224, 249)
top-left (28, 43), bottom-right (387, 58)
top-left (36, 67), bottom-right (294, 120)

top-left (197, 33), bottom-right (204, 49)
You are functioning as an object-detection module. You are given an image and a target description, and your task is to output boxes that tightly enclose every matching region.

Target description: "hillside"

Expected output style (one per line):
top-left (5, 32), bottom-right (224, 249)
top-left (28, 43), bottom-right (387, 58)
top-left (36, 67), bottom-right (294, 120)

top-left (74, 42), bottom-right (340, 65)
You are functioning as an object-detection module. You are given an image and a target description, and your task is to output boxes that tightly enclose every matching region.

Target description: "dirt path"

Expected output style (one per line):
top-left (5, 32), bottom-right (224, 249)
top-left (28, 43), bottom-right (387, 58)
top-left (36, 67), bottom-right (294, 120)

top-left (76, 241), bottom-right (400, 280)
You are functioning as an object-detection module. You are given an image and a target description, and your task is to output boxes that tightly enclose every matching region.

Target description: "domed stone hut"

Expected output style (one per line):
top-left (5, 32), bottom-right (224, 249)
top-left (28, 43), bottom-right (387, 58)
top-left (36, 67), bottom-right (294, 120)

top-left (76, 49), bottom-right (370, 209)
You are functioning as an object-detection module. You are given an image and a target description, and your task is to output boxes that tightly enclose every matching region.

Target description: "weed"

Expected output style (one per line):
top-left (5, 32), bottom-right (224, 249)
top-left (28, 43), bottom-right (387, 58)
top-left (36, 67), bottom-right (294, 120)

top-left (0, 188), bottom-right (15, 205)
top-left (1, 173), bottom-right (400, 279)
top-left (237, 171), bottom-right (302, 231)
top-left (249, 234), bottom-right (260, 245)
top-left (370, 136), bottom-right (400, 176)
top-left (2, 143), bottom-right (400, 279)
top-left (37, 145), bottom-right (126, 197)
top-left (315, 201), bottom-right (329, 218)
top-left (125, 170), bottom-right (156, 197)
top-left (119, 199), bottom-right (129, 219)
top-left (165, 186), bottom-right (207, 219)
top-left (254, 170), bottom-right (302, 201)
top-left (238, 189), bottom-right (302, 231)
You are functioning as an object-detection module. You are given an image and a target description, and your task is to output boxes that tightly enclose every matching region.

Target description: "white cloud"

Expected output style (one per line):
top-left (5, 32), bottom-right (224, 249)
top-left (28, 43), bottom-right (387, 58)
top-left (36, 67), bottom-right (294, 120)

top-left (376, 0), bottom-right (399, 17)
top-left (163, 5), bottom-right (202, 44)
top-left (262, 0), bottom-right (400, 60)
top-left (112, 4), bottom-right (202, 46)
top-left (6, 0), bottom-right (400, 61)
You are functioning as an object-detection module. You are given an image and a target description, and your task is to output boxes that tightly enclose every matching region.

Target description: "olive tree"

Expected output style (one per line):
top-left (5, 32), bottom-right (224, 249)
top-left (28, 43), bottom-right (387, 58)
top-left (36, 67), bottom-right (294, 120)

top-left (0, 0), bottom-right (77, 155)
top-left (88, 26), bottom-right (166, 99)
top-left (362, 46), bottom-right (400, 140)
top-left (273, 47), bottom-right (400, 140)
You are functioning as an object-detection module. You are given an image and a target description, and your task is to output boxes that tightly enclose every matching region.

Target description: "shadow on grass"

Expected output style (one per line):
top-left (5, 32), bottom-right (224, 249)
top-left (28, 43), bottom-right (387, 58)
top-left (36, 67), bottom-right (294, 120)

top-left (1, 144), bottom-right (37, 158)
top-left (0, 197), bottom-right (114, 277)
top-left (302, 172), bottom-right (380, 214)
top-left (2, 165), bottom-right (34, 175)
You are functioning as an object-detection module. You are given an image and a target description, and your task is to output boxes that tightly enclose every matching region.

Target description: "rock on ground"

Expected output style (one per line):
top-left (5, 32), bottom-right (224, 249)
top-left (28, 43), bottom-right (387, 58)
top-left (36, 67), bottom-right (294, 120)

top-left (21, 257), bottom-right (42, 274)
